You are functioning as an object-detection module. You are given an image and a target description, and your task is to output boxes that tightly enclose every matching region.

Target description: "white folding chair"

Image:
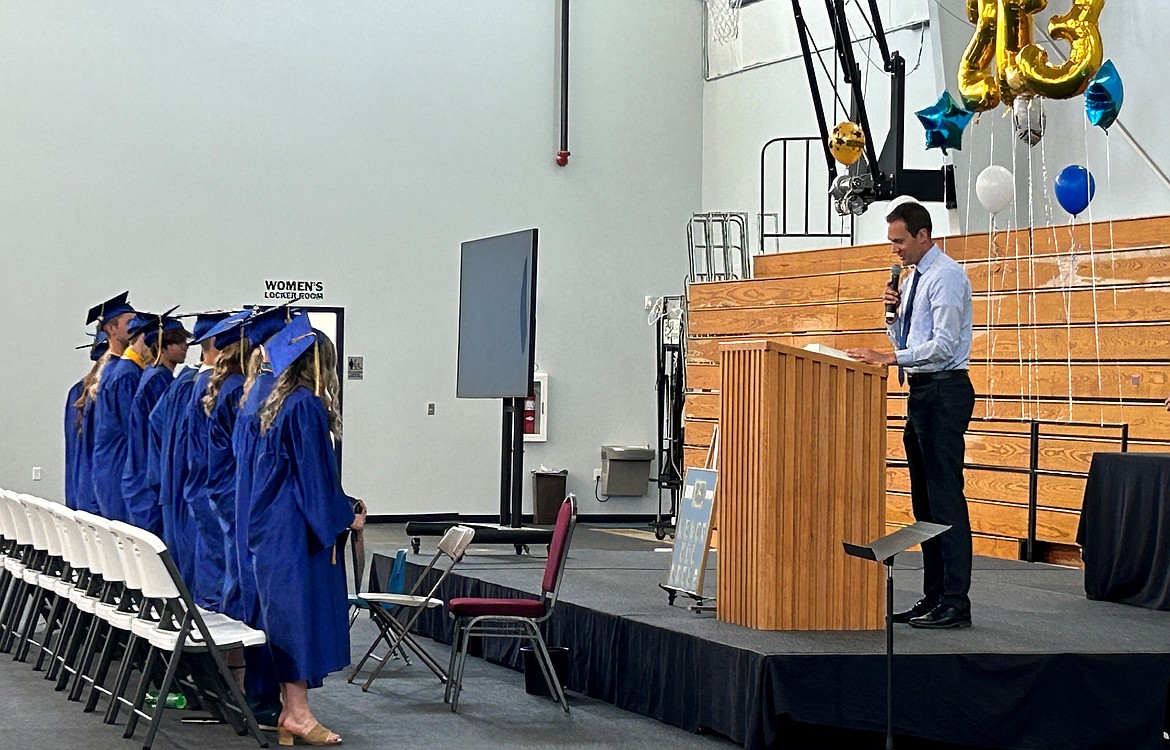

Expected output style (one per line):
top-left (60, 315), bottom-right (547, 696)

top-left (46, 508), bottom-right (99, 686)
top-left (35, 501), bottom-right (86, 674)
top-left (67, 512), bottom-right (137, 703)
top-left (106, 522), bottom-right (267, 750)
top-left (11, 496), bottom-right (69, 666)
top-left (0, 493), bottom-right (37, 654)
top-left (349, 524), bottom-right (475, 690)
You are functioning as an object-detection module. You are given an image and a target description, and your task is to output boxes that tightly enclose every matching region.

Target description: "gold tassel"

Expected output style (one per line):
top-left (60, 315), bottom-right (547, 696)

top-left (314, 340), bottom-right (321, 397)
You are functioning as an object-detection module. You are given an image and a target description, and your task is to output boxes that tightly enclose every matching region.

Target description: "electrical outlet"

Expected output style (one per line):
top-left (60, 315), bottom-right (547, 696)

top-left (427, 403), bottom-right (435, 416)
top-left (32, 466), bottom-right (42, 481)
top-left (644, 295), bottom-right (654, 311)
top-left (593, 468), bottom-right (602, 481)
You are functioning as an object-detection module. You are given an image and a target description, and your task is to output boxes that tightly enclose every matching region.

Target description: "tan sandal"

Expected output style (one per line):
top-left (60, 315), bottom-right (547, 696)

top-left (276, 721), bottom-right (342, 746)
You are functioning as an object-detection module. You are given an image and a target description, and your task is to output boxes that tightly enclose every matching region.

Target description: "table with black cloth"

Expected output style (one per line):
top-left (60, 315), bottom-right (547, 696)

top-left (1076, 452), bottom-right (1170, 610)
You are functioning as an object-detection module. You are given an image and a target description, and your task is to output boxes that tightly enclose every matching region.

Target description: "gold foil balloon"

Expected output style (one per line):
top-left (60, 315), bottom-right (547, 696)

top-left (828, 121), bottom-right (865, 166)
top-left (958, 0), bottom-right (1000, 111)
top-left (957, 0), bottom-right (1106, 109)
top-left (995, 0), bottom-right (1040, 101)
top-left (1016, 0), bottom-right (1104, 99)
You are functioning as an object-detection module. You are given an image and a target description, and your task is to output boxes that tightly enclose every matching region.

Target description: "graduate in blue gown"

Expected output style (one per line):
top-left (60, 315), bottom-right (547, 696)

top-left (225, 307), bottom-right (293, 722)
top-left (150, 366), bottom-right (197, 576)
top-left (249, 314), bottom-right (362, 746)
top-left (64, 380), bottom-right (84, 506)
top-left (216, 306), bottom-right (291, 624)
top-left (153, 311), bottom-right (229, 587)
top-left (123, 314), bottom-right (189, 534)
top-left (88, 293), bottom-right (143, 522)
top-left (186, 309), bottom-right (250, 611)
top-left (65, 333), bottom-right (109, 512)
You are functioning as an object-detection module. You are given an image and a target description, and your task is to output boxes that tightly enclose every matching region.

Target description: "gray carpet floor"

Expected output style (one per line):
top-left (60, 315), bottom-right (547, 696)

top-left (0, 522), bottom-right (736, 750)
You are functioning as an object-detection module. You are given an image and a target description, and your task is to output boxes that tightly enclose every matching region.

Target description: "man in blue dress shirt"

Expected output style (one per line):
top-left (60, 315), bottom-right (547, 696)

top-left (848, 200), bottom-right (975, 630)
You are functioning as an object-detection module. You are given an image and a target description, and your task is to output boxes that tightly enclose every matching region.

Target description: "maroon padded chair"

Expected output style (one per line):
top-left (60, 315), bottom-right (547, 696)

top-left (444, 494), bottom-right (577, 713)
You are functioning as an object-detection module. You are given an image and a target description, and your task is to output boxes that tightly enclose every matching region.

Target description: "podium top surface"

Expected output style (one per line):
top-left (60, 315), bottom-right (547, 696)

top-left (717, 339), bottom-right (888, 376)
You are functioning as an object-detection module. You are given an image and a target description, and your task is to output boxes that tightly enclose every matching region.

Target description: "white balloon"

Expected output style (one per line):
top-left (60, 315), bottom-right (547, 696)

top-left (976, 165), bottom-right (1014, 214)
top-left (884, 195), bottom-right (921, 219)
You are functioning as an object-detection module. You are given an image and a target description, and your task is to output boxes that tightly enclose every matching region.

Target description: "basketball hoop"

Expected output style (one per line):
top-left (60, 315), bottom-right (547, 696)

top-left (707, 0), bottom-right (743, 44)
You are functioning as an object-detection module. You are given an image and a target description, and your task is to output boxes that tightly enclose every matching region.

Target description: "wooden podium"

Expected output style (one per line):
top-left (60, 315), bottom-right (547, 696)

top-left (716, 341), bottom-right (886, 630)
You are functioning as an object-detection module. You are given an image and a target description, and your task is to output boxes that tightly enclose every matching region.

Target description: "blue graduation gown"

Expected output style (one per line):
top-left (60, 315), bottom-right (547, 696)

top-left (122, 365), bottom-right (172, 534)
top-left (206, 373), bottom-right (245, 617)
top-left (64, 380), bottom-right (85, 510)
top-left (91, 356), bottom-right (144, 522)
top-left (150, 367), bottom-right (198, 585)
top-left (229, 372), bottom-right (275, 626)
top-left (230, 373), bottom-right (278, 701)
top-left (250, 387), bottom-right (353, 686)
top-left (183, 369), bottom-right (221, 610)
top-left (75, 397), bottom-right (102, 515)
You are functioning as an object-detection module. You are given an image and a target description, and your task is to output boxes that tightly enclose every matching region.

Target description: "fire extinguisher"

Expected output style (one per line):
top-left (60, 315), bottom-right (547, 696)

top-left (523, 392), bottom-right (537, 434)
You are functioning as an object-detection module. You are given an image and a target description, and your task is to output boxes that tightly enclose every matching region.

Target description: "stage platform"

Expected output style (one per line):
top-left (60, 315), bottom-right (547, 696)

top-left (405, 544), bottom-right (1170, 750)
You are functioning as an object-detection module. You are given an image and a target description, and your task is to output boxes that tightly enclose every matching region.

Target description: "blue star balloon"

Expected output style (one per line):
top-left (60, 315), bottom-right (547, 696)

top-left (915, 91), bottom-right (974, 154)
top-left (1085, 59), bottom-right (1123, 131)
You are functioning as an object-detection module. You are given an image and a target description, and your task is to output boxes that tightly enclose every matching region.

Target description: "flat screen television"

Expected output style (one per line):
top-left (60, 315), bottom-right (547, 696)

top-left (456, 228), bottom-right (538, 399)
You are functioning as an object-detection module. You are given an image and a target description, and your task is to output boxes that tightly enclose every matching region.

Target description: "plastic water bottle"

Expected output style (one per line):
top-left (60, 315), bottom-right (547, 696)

top-left (144, 691), bottom-right (187, 709)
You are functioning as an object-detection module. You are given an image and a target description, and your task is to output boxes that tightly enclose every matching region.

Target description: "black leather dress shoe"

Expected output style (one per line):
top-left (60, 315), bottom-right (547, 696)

top-left (908, 604), bottom-right (972, 629)
top-left (891, 599), bottom-right (937, 624)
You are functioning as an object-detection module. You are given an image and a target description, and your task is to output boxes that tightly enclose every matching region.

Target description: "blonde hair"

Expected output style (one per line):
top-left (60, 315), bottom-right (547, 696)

top-left (74, 353), bottom-right (111, 433)
top-left (202, 340), bottom-right (253, 416)
top-left (259, 329), bottom-right (341, 440)
top-left (239, 347), bottom-right (266, 410)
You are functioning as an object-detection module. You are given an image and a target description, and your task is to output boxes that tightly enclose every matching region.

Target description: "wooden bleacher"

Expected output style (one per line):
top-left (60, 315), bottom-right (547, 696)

top-left (684, 214), bottom-right (1170, 562)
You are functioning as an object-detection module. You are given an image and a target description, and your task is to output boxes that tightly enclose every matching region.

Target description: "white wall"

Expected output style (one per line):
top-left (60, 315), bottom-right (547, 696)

top-left (702, 0), bottom-right (1170, 248)
top-left (0, 0), bottom-right (705, 517)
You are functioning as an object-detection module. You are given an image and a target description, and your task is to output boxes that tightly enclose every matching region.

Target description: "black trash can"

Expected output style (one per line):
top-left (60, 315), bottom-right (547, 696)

top-left (521, 646), bottom-right (569, 697)
top-left (532, 470), bottom-right (568, 525)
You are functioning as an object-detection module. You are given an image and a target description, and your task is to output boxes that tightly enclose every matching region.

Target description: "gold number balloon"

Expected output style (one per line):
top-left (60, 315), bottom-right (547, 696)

top-left (959, 0), bottom-right (1001, 111)
top-left (957, 0), bottom-right (1105, 110)
top-left (996, 0), bottom-right (1042, 101)
top-left (1016, 0), bottom-right (1105, 99)
top-left (828, 121), bottom-right (865, 166)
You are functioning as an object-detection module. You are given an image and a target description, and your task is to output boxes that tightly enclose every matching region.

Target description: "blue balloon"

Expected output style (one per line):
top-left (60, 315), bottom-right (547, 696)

top-left (1085, 59), bottom-right (1123, 131)
top-left (915, 91), bottom-right (974, 154)
top-left (1054, 165), bottom-right (1096, 216)
top-left (1081, 59), bottom-right (1118, 129)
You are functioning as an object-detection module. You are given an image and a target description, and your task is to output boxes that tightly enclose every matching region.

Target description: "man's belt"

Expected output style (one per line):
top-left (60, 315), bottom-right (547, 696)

top-left (906, 369), bottom-right (969, 387)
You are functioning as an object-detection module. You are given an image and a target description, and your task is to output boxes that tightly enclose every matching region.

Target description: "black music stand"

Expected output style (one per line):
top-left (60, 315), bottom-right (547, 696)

top-left (843, 521), bottom-right (950, 750)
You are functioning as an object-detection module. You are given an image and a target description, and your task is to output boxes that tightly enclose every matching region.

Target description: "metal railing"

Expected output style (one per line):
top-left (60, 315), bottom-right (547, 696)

top-left (886, 416), bottom-right (1129, 563)
top-left (687, 212), bottom-right (751, 282)
top-left (759, 136), bottom-right (852, 254)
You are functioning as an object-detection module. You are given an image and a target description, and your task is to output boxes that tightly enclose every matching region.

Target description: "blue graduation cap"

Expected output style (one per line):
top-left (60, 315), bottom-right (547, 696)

top-left (266, 313), bottom-right (317, 377)
top-left (243, 306), bottom-right (300, 347)
top-left (193, 309), bottom-right (251, 348)
top-left (182, 310), bottom-right (233, 342)
top-left (127, 305), bottom-right (181, 341)
top-left (75, 332), bottom-right (110, 362)
top-left (86, 291), bottom-right (136, 327)
top-left (146, 317), bottom-right (188, 348)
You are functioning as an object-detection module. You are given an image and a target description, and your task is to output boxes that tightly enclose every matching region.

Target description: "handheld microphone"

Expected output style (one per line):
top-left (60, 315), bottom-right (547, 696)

top-left (884, 264), bottom-right (902, 325)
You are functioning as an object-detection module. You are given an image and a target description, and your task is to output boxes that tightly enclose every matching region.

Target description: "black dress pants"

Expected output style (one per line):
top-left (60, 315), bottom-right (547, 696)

top-left (904, 372), bottom-right (976, 611)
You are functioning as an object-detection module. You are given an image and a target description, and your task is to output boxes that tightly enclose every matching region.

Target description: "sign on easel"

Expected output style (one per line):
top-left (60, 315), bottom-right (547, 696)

top-left (660, 467), bottom-right (717, 606)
